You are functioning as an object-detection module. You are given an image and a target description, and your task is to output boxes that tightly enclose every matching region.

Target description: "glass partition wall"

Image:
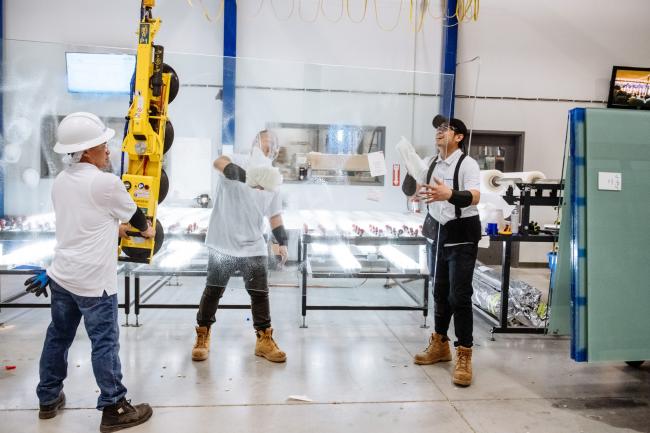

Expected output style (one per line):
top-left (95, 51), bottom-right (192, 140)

top-left (0, 40), bottom-right (453, 314)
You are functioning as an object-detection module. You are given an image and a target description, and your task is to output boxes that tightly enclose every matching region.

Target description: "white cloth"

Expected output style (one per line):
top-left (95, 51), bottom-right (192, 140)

top-left (205, 175), bottom-right (282, 257)
top-left (47, 163), bottom-right (136, 297)
top-left (395, 136), bottom-right (427, 179)
top-left (246, 166), bottom-right (283, 192)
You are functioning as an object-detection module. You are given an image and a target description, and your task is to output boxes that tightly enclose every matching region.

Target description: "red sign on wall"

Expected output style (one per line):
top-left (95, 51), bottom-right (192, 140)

top-left (392, 164), bottom-right (400, 186)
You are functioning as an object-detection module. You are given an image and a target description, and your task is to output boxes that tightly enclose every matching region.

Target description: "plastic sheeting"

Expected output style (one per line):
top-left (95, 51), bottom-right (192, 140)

top-left (472, 262), bottom-right (547, 328)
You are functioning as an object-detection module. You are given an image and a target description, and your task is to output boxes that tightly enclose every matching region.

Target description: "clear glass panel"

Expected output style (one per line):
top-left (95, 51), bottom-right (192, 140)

top-left (0, 39), bottom-right (454, 311)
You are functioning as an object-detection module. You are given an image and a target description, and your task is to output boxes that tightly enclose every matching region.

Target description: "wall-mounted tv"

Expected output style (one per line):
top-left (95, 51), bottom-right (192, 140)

top-left (607, 66), bottom-right (650, 109)
top-left (66, 52), bottom-right (135, 94)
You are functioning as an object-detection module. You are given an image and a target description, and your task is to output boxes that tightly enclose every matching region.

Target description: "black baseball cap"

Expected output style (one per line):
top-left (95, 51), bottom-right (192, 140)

top-left (432, 115), bottom-right (468, 135)
top-left (432, 114), bottom-right (468, 148)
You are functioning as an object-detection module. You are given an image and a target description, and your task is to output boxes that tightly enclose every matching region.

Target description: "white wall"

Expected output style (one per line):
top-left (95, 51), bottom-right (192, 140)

top-left (237, 0), bottom-right (443, 70)
top-left (454, 0), bottom-right (650, 262)
top-left (4, 0), bottom-right (223, 54)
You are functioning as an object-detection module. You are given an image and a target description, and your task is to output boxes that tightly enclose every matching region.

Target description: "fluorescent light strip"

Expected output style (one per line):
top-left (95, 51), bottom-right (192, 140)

top-left (379, 246), bottom-right (419, 270)
top-left (311, 243), bottom-right (330, 254)
top-left (158, 241), bottom-right (202, 269)
top-left (355, 245), bottom-right (377, 254)
top-left (0, 240), bottom-right (56, 266)
top-left (331, 244), bottom-right (362, 271)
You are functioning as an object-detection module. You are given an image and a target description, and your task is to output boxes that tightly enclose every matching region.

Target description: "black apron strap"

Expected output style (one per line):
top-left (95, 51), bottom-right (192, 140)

top-left (426, 159), bottom-right (437, 184)
top-left (453, 153), bottom-right (466, 218)
top-left (425, 159), bottom-right (437, 213)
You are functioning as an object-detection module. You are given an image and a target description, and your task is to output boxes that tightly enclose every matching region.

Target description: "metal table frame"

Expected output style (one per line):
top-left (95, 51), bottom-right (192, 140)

top-left (123, 265), bottom-right (250, 327)
top-left (476, 234), bottom-right (557, 339)
top-left (1, 266), bottom-right (127, 314)
top-left (299, 234), bottom-right (430, 328)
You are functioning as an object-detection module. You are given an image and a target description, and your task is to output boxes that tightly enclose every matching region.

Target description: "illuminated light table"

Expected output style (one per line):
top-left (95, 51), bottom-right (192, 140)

top-left (299, 233), bottom-right (430, 328)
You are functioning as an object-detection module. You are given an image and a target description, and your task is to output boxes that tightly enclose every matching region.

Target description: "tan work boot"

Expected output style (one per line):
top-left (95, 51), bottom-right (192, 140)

top-left (191, 326), bottom-right (211, 361)
top-left (255, 328), bottom-right (286, 363)
top-left (453, 346), bottom-right (473, 386)
top-left (414, 333), bottom-right (452, 365)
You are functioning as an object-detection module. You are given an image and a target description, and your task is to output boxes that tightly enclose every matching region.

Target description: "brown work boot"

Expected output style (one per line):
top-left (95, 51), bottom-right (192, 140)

top-left (413, 333), bottom-right (452, 365)
top-left (255, 328), bottom-right (286, 363)
top-left (191, 326), bottom-right (211, 361)
top-left (100, 398), bottom-right (152, 433)
top-left (453, 346), bottom-right (473, 386)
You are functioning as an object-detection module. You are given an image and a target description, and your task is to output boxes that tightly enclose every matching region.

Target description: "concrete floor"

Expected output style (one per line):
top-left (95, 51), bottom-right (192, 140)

top-left (1, 269), bottom-right (649, 433)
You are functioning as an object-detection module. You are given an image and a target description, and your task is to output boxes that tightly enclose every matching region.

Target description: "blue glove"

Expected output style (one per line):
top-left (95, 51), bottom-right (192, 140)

top-left (24, 270), bottom-right (50, 298)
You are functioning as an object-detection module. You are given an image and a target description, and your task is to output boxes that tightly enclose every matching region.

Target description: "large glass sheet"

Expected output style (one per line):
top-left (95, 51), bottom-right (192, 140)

top-left (584, 108), bottom-right (650, 362)
top-left (548, 142), bottom-right (571, 336)
top-left (0, 39), bottom-right (454, 310)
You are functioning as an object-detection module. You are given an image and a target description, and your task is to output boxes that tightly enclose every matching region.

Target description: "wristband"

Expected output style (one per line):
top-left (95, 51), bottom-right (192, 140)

top-left (272, 225), bottom-right (288, 246)
top-left (223, 163), bottom-right (247, 183)
top-left (447, 190), bottom-right (473, 208)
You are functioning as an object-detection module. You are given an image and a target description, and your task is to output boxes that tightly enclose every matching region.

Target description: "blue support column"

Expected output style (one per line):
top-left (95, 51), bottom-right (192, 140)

top-left (440, 0), bottom-right (458, 117)
top-left (222, 0), bottom-right (237, 148)
top-left (0, 0), bottom-right (5, 217)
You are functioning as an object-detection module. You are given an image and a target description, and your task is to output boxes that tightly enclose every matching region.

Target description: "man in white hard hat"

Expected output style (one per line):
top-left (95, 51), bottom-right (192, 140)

top-left (24, 112), bottom-right (155, 432)
top-left (190, 155), bottom-right (289, 363)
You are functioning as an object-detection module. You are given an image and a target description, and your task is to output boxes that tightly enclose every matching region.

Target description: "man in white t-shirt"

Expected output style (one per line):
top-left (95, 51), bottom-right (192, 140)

top-left (24, 112), bottom-right (155, 432)
top-left (401, 115), bottom-right (481, 387)
top-left (191, 154), bottom-right (289, 363)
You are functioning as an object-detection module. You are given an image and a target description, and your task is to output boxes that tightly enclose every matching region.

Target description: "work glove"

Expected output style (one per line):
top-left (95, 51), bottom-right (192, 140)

top-left (24, 269), bottom-right (51, 298)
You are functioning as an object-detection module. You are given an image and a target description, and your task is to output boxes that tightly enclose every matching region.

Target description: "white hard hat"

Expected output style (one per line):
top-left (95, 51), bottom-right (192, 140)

top-left (53, 112), bottom-right (115, 154)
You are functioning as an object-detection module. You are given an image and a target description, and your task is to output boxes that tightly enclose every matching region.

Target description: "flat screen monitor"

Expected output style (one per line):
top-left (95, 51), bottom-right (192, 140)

top-left (607, 66), bottom-right (650, 109)
top-left (66, 52), bottom-right (135, 94)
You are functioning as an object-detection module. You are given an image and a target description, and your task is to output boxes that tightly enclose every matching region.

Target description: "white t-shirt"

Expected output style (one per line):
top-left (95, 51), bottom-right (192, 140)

top-left (47, 163), bottom-right (136, 297)
top-left (205, 175), bottom-right (282, 257)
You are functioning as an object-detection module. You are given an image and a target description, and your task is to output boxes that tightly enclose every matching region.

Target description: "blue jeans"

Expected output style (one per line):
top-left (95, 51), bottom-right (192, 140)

top-left (37, 279), bottom-right (127, 410)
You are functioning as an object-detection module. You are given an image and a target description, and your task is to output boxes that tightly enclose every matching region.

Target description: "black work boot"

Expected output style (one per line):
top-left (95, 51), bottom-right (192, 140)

top-left (100, 398), bottom-right (153, 433)
top-left (39, 391), bottom-right (66, 419)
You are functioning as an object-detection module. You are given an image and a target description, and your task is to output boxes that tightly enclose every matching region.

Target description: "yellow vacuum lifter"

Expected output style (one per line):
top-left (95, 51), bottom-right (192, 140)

top-left (119, 0), bottom-right (178, 263)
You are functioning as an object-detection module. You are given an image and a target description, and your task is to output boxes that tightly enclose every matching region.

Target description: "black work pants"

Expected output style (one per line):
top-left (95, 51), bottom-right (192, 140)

top-left (197, 250), bottom-right (271, 331)
top-left (428, 241), bottom-right (478, 348)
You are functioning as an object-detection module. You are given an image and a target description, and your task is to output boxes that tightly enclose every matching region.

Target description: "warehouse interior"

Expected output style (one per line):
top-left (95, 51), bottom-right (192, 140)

top-left (1, 1), bottom-right (649, 432)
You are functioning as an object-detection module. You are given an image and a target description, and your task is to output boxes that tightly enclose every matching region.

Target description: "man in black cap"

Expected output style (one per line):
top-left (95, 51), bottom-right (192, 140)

top-left (401, 114), bottom-right (481, 387)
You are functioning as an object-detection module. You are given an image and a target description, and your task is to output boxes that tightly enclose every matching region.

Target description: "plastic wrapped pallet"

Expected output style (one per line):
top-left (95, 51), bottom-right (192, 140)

top-left (472, 262), bottom-right (547, 328)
